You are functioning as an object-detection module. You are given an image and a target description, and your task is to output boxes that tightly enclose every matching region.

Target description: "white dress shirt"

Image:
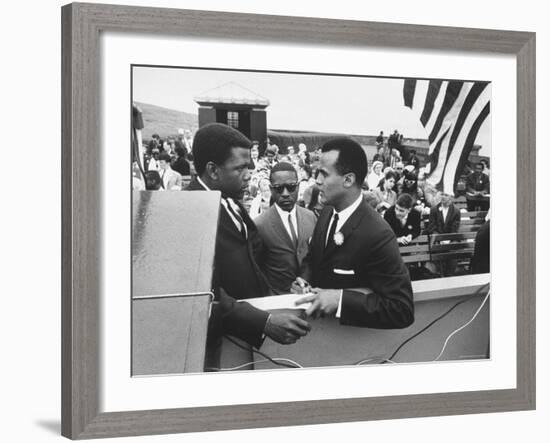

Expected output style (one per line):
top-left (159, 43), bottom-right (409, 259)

top-left (324, 193), bottom-right (364, 318)
top-left (274, 203), bottom-right (298, 244)
top-left (441, 205), bottom-right (449, 223)
top-left (197, 176), bottom-right (247, 237)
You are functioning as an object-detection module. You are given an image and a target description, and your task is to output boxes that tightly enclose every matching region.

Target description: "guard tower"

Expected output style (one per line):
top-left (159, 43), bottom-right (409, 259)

top-left (194, 82), bottom-right (270, 152)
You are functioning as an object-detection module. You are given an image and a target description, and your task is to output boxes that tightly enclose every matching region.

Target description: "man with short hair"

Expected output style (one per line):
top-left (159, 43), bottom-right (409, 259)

top-left (465, 162), bottom-right (490, 211)
top-left (294, 137), bottom-right (414, 328)
top-left (186, 123), bottom-right (311, 351)
top-left (158, 152), bottom-right (182, 190)
top-left (255, 162), bottom-right (317, 294)
top-left (425, 191), bottom-right (461, 234)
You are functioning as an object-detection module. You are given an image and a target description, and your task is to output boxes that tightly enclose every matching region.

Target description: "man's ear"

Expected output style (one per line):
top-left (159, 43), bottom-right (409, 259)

top-left (343, 172), bottom-right (356, 189)
top-left (205, 162), bottom-right (219, 181)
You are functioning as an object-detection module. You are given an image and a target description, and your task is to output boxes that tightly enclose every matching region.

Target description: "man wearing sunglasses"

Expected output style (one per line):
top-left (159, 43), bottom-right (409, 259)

top-left (255, 162), bottom-right (317, 294)
top-left (186, 124), bottom-right (311, 361)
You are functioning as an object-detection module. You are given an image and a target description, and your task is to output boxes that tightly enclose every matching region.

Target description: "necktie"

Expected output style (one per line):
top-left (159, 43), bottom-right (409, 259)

top-left (288, 213), bottom-right (298, 247)
top-left (225, 199), bottom-right (247, 239)
top-left (325, 212), bottom-right (339, 249)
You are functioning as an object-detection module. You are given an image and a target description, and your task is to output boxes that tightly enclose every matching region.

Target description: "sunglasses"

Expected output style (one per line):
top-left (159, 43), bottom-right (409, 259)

top-left (270, 183), bottom-right (298, 193)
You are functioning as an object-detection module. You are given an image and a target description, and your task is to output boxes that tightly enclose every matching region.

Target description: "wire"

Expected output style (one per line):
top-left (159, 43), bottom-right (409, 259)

top-left (355, 357), bottom-right (396, 366)
top-left (223, 335), bottom-right (302, 369)
top-left (433, 290), bottom-right (490, 361)
top-left (383, 283), bottom-right (490, 363)
top-left (206, 357), bottom-right (304, 372)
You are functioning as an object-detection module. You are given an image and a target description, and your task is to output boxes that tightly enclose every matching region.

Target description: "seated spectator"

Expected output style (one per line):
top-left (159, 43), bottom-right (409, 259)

top-left (408, 149), bottom-right (420, 170)
top-left (465, 162), bottom-right (490, 211)
top-left (147, 148), bottom-right (160, 171)
top-left (389, 148), bottom-right (402, 169)
top-left (260, 146), bottom-right (278, 170)
top-left (297, 164), bottom-right (315, 205)
top-left (248, 177), bottom-right (272, 219)
top-left (372, 146), bottom-right (387, 166)
top-left (366, 160), bottom-right (384, 190)
top-left (158, 152), bottom-right (182, 190)
top-left (373, 171), bottom-right (398, 213)
top-left (425, 191), bottom-right (460, 234)
top-left (147, 133), bottom-right (160, 155)
top-left (399, 169), bottom-right (425, 212)
top-left (143, 170), bottom-right (162, 190)
top-left (384, 193), bottom-right (421, 245)
top-left (303, 173), bottom-right (324, 217)
top-left (480, 159), bottom-right (490, 178)
top-left (394, 161), bottom-right (404, 181)
top-left (171, 146), bottom-right (190, 176)
top-left (249, 142), bottom-right (261, 171)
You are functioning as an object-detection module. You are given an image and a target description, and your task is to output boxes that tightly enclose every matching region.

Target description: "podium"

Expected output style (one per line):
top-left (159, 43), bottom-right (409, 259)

top-left (131, 190), bottom-right (220, 376)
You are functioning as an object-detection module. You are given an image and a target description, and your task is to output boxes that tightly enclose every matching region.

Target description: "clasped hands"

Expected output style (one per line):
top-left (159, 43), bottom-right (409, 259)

top-left (263, 278), bottom-right (341, 346)
top-left (290, 277), bottom-right (341, 319)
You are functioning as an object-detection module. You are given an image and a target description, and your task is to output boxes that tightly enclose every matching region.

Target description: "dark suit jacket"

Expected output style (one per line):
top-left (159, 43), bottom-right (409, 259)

top-left (425, 203), bottom-right (461, 234)
top-left (302, 200), bottom-right (414, 328)
top-left (255, 205), bottom-right (317, 294)
top-left (383, 206), bottom-right (421, 239)
top-left (186, 178), bottom-right (271, 347)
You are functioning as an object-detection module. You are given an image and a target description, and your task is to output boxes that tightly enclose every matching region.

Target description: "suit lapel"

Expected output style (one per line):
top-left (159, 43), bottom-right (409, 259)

top-left (312, 207), bottom-right (333, 270)
top-left (296, 206), bottom-right (308, 244)
top-left (269, 206), bottom-right (295, 251)
top-left (323, 202), bottom-right (368, 259)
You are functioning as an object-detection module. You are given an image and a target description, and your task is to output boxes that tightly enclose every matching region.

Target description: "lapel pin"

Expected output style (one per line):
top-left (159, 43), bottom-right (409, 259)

top-left (333, 232), bottom-right (344, 246)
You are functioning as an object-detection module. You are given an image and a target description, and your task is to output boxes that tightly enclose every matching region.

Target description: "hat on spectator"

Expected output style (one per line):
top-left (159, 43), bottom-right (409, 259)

top-left (372, 160), bottom-right (383, 171)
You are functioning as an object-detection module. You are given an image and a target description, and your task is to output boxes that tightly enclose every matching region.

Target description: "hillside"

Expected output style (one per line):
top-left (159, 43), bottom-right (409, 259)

top-left (134, 102), bottom-right (198, 141)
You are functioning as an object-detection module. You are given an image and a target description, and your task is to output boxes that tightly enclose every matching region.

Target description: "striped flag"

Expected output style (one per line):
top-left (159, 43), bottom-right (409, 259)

top-left (403, 79), bottom-right (490, 193)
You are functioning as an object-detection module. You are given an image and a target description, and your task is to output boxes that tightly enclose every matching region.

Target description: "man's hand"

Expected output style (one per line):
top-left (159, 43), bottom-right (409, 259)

top-left (295, 289), bottom-right (341, 319)
top-left (263, 313), bottom-right (311, 345)
top-left (290, 277), bottom-right (311, 294)
top-left (397, 236), bottom-right (409, 245)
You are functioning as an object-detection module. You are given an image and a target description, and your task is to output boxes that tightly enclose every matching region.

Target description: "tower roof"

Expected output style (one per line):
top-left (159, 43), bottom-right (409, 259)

top-left (194, 82), bottom-right (270, 108)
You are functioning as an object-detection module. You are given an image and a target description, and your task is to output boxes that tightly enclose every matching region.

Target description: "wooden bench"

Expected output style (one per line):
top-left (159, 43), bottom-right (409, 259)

top-left (400, 231), bottom-right (479, 278)
top-left (458, 210), bottom-right (487, 233)
top-left (399, 235), bottom-right (431, 265)
top-left (430, 232), bottom-right (478, 275)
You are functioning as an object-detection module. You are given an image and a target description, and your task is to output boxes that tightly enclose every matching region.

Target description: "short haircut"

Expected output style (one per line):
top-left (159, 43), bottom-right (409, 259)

top-left (192, 123), bottom-right (252, 175)
top-left (378, 171), bottom-right (398, 190)
top-left (396, 193), bottom-right (414, 209)
top-left (158, 152), bottom-right (172, 162)
top-left (174, 146), bottom-right (187, 158)
top-left (269, 161), bottom-right (298, 182)
top-left (321, 137), bottom-right (367, 185)
top-left (300, 163), bottom-right (312, 178)
top-left (144, 170), bottom-right (162, 190)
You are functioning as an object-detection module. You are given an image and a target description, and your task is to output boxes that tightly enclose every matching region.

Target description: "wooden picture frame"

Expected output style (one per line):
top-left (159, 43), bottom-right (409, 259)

top-left (61, 2), bottom-right (535, 439)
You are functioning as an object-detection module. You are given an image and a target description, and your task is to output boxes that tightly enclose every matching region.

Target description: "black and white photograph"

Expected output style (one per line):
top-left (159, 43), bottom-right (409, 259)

top-left (131, 65), bottom-right (491, 376)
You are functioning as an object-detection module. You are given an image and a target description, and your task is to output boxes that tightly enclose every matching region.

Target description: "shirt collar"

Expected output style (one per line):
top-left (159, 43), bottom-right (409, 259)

top-left (333, 193), bottom-right (363, 224)
top-left (274, 202), bottom-right (296, 219)
top-left (196, 176), bottom-right (211, 191)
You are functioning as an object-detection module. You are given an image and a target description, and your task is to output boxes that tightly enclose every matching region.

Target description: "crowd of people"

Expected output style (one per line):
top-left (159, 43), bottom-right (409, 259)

top-left (132, 122), bottom-right (491, 360)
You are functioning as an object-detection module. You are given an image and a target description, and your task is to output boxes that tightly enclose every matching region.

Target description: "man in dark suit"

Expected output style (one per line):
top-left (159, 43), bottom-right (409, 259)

top-left (425, 191), bottom-right (461, 234)
top-left (255, 162), bottom-right (317, 294)
top-left (186, 123), bottom-right (311, 351)
top-left (294, 137), bottom-right (414, 328)
top-left (424, 191), bottom-right (461, 276)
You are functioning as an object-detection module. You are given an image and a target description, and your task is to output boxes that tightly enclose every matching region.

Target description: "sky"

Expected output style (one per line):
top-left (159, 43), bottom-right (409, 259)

top-left (132, 66), bottom-right (491, 155)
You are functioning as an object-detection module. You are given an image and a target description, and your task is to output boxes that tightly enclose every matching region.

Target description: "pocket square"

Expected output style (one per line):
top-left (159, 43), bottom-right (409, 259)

top-left (333, 268), bottom-right (355, 275)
